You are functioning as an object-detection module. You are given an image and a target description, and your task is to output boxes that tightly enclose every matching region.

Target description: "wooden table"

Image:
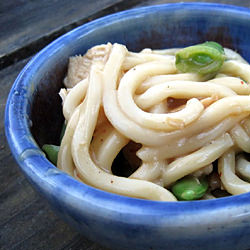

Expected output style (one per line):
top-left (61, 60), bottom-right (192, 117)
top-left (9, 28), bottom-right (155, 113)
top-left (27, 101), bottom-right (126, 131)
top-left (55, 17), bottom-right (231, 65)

top-left (1, 1), bottom-right (250, 249)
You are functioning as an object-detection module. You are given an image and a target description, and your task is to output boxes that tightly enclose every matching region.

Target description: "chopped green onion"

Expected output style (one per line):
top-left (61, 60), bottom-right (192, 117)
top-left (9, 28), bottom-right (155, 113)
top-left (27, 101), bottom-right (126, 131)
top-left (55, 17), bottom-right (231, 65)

top-left (175, 41), bottom-right (225, 75)
top-left (171, 176), bottom-right (208, 201)
top-left (42, 144), bottom-right (60, 165)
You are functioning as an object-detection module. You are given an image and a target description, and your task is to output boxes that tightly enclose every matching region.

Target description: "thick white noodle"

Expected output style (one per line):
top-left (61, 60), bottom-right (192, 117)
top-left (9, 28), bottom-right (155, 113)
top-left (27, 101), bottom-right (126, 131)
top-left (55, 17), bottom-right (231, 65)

top-left (210, 76), bottom-right (250, 95)
top-left (191, 164), bottom-right (213, 178)
top-left (137, 115), bottom-right (245, 161)
top-left (135, 80), bottom-right (235, 109)
top-left (91, 122), bottom-right (129, 173)
top-left (224, 48), bottom-right (249, 64)
top-left (71, 46), bottom-right (177, 201)
top-left (163, 133), bottom-right (234, 186)
top-left (58, 104), bottom-right (81, 176)
top-left (129, 160), bottom-right (166, 183)
top-left (123, 52), bottom-right (174, 70)
top-left (118, 62), bottom-right (205, 131)
top-left (136, 73), bottom-right (202, 94)
top-left (63, 79), bottom-right (88, 121)
top-left (236, 154), bottom-right (250, 181)
top-left (242, 117), bottom-right (250, 136)
top-left (218, 149), bottom-right (250, 195)
top-left (104, 57), bottom-right (250, 146)
top-left (59, 43), bottom-right (250, 201)
top-left (220, 60), bottom-right (250, 83)
top-left (103, 49), bottom-right (197, 146)
top-left (230, 124), bottom-right (250, 153)
top-left (151, 48), bottom-right (180, 55)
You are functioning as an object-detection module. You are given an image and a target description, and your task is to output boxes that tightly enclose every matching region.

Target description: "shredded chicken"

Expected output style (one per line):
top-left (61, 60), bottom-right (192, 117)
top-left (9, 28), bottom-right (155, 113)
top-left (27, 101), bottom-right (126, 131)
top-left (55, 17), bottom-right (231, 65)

top-left (64, 43), bottom-right (112, 88)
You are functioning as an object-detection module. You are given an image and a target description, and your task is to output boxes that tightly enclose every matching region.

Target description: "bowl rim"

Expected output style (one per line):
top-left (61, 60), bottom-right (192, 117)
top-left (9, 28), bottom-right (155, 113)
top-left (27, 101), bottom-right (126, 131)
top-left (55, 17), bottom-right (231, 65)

top-left (5, 2), bottom-right (250, 218)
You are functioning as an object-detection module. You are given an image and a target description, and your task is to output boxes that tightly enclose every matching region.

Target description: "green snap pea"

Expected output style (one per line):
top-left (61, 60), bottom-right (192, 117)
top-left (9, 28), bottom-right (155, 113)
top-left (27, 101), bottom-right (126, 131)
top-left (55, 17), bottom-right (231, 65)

top-left (175, 41), bottom-right (225, 76)
top-left (171, 176), bottom-right (208, 201)
top-left (42, 144), bottom-right (60, 165)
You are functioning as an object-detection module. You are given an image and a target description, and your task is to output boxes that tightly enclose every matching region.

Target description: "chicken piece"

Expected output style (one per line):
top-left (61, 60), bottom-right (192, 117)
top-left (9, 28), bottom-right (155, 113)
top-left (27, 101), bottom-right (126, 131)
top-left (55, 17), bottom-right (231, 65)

top-left (64, 43), bottom-right (112, 88)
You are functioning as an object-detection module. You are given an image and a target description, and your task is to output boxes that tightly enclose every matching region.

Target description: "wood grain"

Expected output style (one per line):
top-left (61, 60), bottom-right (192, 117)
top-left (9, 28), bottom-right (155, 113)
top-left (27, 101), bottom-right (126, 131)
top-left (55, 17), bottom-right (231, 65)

top-left (0, 1), bottom-right (122, 61)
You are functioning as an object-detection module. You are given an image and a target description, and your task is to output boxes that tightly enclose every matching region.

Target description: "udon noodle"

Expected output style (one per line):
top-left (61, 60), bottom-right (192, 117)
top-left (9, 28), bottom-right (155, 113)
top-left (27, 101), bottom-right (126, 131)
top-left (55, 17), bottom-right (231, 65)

top-left (56, 43), bottom-right (250, 201)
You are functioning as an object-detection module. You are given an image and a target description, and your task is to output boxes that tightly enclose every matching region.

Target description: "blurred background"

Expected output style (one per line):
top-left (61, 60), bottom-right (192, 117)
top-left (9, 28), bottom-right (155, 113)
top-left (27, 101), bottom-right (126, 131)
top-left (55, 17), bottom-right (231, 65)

top-left (1, 1), bottom-right (249, 249)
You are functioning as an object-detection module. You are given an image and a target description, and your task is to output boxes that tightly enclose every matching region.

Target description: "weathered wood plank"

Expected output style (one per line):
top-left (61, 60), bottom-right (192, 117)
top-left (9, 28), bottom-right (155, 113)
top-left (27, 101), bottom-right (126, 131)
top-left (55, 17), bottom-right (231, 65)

top-left (0, 0), bottom-right (123, 56)
top-left (0, 0), bottom-right (125, 69)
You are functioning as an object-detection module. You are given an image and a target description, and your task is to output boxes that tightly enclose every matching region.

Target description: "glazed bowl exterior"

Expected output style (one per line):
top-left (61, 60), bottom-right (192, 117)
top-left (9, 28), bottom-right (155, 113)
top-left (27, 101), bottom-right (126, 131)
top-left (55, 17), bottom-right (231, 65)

top-left (5, 3), bottom-right (250, 250)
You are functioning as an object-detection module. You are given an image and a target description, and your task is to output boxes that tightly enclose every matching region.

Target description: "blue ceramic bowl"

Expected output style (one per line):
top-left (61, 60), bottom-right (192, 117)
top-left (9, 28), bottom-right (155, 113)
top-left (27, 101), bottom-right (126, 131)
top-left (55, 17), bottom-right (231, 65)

top-left (5, 3), bottom-right (250, 250)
